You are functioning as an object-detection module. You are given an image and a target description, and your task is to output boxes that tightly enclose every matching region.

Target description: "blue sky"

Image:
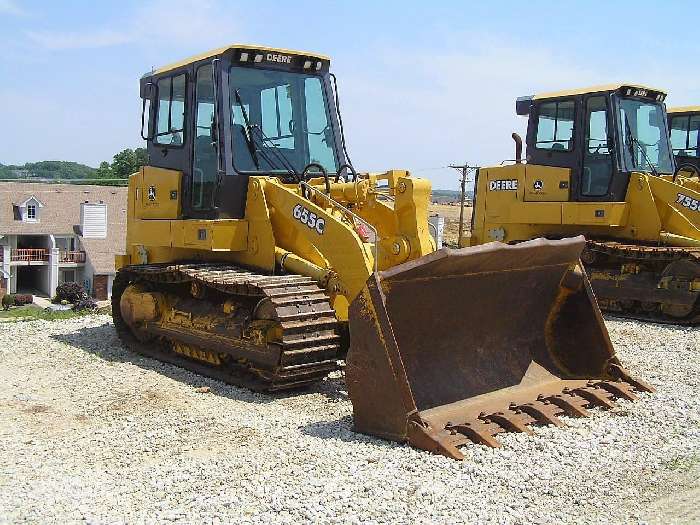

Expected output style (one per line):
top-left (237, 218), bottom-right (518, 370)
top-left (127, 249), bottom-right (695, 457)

top-left (1, 0), bottom-right (698, 189)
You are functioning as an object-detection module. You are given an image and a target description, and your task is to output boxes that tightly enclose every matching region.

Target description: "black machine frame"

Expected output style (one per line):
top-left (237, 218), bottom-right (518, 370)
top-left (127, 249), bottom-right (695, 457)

top-left (139, 47), bottom-right (347, 220)
top-left (520, 87), bottom-right (673, 203)
top-left (668, 110), bottom-right (700, 176)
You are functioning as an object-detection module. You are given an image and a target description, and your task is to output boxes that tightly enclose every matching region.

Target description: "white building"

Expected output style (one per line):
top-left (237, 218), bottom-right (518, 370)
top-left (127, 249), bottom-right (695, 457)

top-left (0, 183), bottom-right (127, 300)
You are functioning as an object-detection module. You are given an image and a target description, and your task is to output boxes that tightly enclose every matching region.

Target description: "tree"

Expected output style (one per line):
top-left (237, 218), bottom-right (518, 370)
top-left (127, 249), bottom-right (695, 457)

top-left (134, 147), bottom-right (148, 169)
top-left (110, 147), bottom-right (149, 178)
top-left (111, 148), bottom-right (137, 178)
top-left (95, 161), bottom-right (112, 179)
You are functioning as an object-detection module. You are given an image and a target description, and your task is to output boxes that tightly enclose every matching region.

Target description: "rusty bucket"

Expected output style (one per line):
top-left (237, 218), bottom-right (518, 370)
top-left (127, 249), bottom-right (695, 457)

top-left (345, 236), bottom-right (653, 459)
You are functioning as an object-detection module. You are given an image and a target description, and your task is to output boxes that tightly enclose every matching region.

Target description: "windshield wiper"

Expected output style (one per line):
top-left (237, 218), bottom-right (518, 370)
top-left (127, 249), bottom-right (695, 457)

top-left (623, 113), bottom-right (659, 177)
top-left (233, 89), bottom-right (260, 170)
top-left (250, 127), bottom-right (300, 181)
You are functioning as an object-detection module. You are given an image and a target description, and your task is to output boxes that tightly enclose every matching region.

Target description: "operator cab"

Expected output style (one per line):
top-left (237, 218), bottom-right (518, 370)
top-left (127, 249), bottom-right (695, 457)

top-left (668, 106), bottom-right (700, 176)
top-left (139, 44), bottom-right (347, 219)
top-left (516, 84), bottom-right (674, 202)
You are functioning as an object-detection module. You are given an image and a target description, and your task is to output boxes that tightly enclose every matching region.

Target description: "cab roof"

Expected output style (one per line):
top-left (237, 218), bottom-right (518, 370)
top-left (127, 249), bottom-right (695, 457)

top-left (667, 105), bottom-right (700, 114)
top-left (153, 43), bottom-right (331, 75)
top-left (532, 83), bottom-right (666, 100)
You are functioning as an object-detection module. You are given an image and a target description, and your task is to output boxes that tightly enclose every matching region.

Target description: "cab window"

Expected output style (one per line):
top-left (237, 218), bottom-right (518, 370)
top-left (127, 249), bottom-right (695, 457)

top-left (155, 73), bottom-right (186, 146)
top-left (581, 96), bottom-right (613, 196)
top-left (670, 115), bottom-right (700, 157)
top-left (260, 84), bottom-right (294, 149)
top-left (535, 100), bottom-right (575, 150)
top-left (191, 65), bottom-right (217, 210)
top-left (304, 77), bottom-right (337, 169)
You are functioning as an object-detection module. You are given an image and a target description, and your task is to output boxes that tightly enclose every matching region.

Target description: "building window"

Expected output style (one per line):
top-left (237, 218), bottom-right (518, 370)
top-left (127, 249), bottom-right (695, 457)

top-left (26, 204), bottom-right (36, 220)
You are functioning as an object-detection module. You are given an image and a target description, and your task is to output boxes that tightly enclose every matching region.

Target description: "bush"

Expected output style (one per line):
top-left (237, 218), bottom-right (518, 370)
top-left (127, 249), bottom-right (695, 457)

top-left (12, 294), bottom-right (33, 306)
top-left (2, 294), bottom-right (14, 311)
top-left (72, 296), bottom-right (97, 312)
top-left (54, 282), bottom-right (87, 304)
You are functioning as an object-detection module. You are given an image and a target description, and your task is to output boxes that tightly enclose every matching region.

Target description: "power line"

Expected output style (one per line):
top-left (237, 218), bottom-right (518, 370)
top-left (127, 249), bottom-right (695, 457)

top-left (448, 163), bottom-right (479, 246)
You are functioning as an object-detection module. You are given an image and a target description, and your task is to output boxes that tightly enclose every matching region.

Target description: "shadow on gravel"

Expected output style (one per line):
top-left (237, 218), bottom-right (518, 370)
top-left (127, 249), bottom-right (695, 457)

top-left (52, 320), bottom-right (348, 405)
top-left (299, 414), bottom-right (403, 452)
top-left (603, 314), bottom-right (698, 332)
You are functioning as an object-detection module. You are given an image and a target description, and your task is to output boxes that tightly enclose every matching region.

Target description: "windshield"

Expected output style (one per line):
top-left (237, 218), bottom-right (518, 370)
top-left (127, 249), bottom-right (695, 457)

top-left (617, 98), bottom-right (674, 174)
top-left (229, 66), bottom-right (339, 174)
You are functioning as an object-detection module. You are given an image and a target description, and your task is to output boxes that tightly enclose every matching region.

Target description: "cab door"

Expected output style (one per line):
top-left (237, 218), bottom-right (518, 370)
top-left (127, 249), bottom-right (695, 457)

top-left (578, 94), bottom-right (618, 201)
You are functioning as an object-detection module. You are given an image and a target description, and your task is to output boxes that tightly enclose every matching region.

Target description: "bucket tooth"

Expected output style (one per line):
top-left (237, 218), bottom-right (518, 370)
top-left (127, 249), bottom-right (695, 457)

top-left (573, 386), bottom-right (617, 409)
top-left (345, 237), bottom-right (654, 459)
top-left (596, 381), bottom-right (637, 401)
top-left (514, 401), bottom-right (565, 427)
top-left (607, 363), bottom-right (655, 393)
top-left (544, 393), bottom-right (591, 417)
top-left (446, 421), bottom-right (502, 448)
top-left (481, 411), bottom-right (535, 435)
top-left (407, 420), bottom-right (464, 460)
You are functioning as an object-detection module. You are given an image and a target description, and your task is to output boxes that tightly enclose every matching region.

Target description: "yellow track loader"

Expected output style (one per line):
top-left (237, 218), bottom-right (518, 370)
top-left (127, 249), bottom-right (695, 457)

top-left (668, 106), bottom-right (700, 178)
top-left (114, 48), bottom-right (651, 459)
top-left (466, 84), bottom-right (700, 324)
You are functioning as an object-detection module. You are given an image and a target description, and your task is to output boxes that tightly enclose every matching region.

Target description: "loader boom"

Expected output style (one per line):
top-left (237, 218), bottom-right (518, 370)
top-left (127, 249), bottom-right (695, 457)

top-left (467, 84), bottom-right (700, 324)
top-left (114, 48), bottom-right (653, 460)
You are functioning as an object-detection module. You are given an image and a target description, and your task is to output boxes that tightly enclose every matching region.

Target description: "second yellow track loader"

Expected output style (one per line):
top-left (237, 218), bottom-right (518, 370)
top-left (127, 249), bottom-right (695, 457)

top-left (114, 47), bottom-right (652, 459)
top-left (467, 85), bottom-right (700, 324)
top-left (668, 106), bottom-right (700, 178)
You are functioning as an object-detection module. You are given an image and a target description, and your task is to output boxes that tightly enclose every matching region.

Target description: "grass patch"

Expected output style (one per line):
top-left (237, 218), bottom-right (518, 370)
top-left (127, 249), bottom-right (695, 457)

top-left (0, 305), bottom-right (92, 321)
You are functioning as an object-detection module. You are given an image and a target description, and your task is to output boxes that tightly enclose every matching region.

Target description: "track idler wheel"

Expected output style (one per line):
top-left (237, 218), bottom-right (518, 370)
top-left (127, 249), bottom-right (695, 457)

top-left (119, 284), bottom-right (164, 342)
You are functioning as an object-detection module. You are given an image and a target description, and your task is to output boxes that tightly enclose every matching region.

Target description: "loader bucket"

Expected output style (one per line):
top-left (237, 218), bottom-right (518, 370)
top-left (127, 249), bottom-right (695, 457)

top-left (346, 236), bottom-right (653, 460)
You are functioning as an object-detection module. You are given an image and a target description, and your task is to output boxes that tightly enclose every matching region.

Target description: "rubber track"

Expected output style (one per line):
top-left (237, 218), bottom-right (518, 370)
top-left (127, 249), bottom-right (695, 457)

top-left (112, 263), bottom-right (342, 392)
top-left (585, 240), bottom-right (700, 325)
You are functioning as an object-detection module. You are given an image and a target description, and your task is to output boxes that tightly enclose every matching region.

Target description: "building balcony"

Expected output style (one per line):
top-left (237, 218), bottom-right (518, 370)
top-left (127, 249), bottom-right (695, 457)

top-left (0, 249), bottom-right (86, 265)
top-left (10, 248), bottom-right (49, 262)
top-left (59, 250), bottom-right (86, 264)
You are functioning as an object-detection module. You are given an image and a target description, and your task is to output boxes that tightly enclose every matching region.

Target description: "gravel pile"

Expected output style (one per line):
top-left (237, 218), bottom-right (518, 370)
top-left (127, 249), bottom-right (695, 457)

top-left (0, 315), bottom-right (698, 524)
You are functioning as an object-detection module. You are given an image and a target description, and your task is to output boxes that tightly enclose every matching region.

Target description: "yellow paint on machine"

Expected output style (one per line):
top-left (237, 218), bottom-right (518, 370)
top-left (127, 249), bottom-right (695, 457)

top-left (117, 167), bottom-right (437, 320)
top-left (468, 167), bottom-right (700, 246)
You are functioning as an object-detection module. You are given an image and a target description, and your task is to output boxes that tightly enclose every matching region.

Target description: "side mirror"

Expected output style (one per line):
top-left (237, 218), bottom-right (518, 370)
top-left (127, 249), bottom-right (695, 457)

top-left (648, 108), bottom-right (660, 127)
top-left (140, 82), bottom-right (154, 141)
top-left (323, 126), bottom-right (333, 146)
top-left (210, 115), bottom-right (218, 149)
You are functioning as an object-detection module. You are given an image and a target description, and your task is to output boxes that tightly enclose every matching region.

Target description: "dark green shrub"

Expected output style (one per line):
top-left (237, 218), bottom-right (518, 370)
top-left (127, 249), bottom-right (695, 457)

top-left (2, 294), bottom-right (14, 311)
top-left (55, 282), bottom-right (87, 304)
top-left (73, 296), bottom-right (97, 311)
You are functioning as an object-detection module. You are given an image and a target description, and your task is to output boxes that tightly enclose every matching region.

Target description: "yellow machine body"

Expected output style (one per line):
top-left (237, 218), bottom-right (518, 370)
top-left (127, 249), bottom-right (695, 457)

top-left (470, 164), bottom-right (700, 247)
top-left (114, 48), bottom-right (652, 459)
top-left (119, 167), bottom-right (434, 320)
top-left (467, 84), bottom-right (700, 323)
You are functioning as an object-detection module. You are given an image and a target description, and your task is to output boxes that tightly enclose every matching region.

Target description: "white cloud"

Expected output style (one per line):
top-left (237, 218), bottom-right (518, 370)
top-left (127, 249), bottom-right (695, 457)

top-left (26, 29), bottom-right (134, 50)
top-left (336, 37), bottom-right (605, 189)
top-left (0, 0), bottom-right (25, 15)
top-left (25, 0), bottom-right (240, 52)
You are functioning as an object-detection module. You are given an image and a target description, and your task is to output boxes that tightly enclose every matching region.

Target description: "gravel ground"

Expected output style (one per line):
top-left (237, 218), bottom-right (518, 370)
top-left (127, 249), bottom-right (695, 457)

top-left (0, 315), bottom-right (698, 524)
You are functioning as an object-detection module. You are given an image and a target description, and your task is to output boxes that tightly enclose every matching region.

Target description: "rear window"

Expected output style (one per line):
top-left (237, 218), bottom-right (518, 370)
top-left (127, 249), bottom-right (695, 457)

top-left (535, 100), bottom-right (575, 151)
top-left (155, 73), bottom-right (186, 146)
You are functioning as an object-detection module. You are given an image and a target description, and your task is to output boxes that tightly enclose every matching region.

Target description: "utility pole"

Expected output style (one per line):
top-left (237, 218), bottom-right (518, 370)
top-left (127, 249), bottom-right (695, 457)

top-left (449, 163), bottom-right (478, 247)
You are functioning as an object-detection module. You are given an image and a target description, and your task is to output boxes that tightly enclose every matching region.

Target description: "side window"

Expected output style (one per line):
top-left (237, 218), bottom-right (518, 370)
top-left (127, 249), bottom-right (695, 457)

top-left (535, 100), bottom-right (575, 150)
top-left (670, 116), bottom-right (689, 153)
top-left (304, 77), bottom-right (337, 170)
top-left (690, 116), bottom-right (700, 157)
top-left (155, 73), bottom-right (186, 145)
top-left (586, 97), bottom-right (609, 154)
top-left (582, 96), bottom-right (613, 197)
top-left (191, 65), bottom-right (217, 210)
top-left (260, 84), bottom-right (294, 149)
